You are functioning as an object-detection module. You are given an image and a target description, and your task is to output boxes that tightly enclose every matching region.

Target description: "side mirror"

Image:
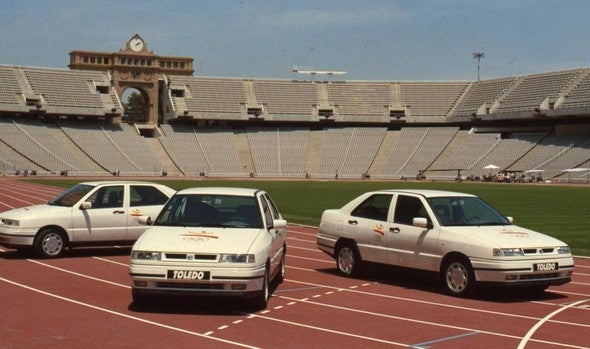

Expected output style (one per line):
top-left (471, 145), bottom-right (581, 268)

top-left (413, 217), bottom-right (431, 229)
top-left (137, 216), bottom-right (153, 225)
top-left (506, 216), bottom-right (514, 224)
top-left (272, 219), bottom-right (287, 230)
top-left (80, 202), bottom-right (92, 210)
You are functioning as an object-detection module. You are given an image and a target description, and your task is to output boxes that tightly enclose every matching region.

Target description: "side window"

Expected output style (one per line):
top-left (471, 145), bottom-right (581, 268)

top-left (86, 185), bottom-right (123, 209)
top-left (394, 195), bottom-right (428, 225)
top-left (259, 196), bottom-right (274, 227)
top-left (130, 185), bottom-right (169, 207)
top-left (351, 194), bottom-right (392, 221)
top-left (263, 194), bottom-right (280, 220)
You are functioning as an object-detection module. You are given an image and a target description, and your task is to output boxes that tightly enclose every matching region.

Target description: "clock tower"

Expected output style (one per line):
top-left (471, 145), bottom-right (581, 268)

top-left (68, 34), bottom-right (194, 124)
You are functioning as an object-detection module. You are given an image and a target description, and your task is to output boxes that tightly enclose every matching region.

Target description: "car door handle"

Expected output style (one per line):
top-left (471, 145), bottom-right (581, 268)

top-left (348, 220), bottom-right (358, 226)
top-left (113, 210), bottom-right (126, 214)
top-left (390, 227), bottom-right (400, 233)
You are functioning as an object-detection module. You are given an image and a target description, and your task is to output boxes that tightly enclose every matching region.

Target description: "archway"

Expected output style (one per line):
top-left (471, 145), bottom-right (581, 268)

top-left (122, 87), bottom-right (149, 122)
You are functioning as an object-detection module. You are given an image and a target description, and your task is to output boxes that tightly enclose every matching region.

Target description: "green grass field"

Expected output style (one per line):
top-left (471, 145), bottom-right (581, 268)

top-left (25, 178), bottom-right (590, 256)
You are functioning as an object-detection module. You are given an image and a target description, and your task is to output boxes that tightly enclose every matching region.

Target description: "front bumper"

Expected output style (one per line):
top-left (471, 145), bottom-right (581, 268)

top-left (471, 255), bottom-right (575, 286)
top-left (0, 226), bottom-right (37, 248)
top-left (129, 262), bottom-right (267, 297)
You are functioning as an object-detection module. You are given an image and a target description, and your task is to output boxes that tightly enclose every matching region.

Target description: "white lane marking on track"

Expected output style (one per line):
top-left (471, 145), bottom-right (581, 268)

top-left (287, 245), bottom-right (325, 253)
top-left (0, 200), bottom-right (15, 209)
top-left (286, 237), bottom-right (317, 244)
top-left (285, 278), bottom-right (590, 329)
top-left (410, 331), bottom-right (480, 349)
top-left (246, 311), bottom-right (409, 348)
top-left (0, 276), bottom-right (260, 349)
top-left (287, 255), bottom-right (333, 263)
top-left (27, 259), bottom-right (130, 288)
top-left (517, 299), bottom-right (589, 349)
top-left (277, 295), bottom-right (586, 349)
top-left (93, 256), bottom-right (129, 267)
top-left (551, 290), bottom-right (590, 297)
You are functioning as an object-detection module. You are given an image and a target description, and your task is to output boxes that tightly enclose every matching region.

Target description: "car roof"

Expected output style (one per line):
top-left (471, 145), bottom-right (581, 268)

top-left (79, 181), bottom-right (166, 187)
top-left (372, 189), bottom-right (476, 198)
top-left (175, 187), bottom-right (262, 196)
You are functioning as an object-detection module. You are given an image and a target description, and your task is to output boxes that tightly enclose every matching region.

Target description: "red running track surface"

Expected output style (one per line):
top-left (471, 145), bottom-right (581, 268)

top-left (0, 178), bottom-right (588, 348)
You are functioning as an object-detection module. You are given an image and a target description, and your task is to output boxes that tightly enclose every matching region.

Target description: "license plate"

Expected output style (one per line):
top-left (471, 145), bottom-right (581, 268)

top-left (533, 262), bottom-right (558, 271)
top-left (167, 270), bottom-right (210, 280)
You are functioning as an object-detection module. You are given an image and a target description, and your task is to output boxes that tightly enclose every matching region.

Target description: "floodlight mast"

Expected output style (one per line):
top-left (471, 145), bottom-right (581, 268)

top-left (472, 52), bottom-right (485, 81)
top-left (292, 66), bottom-right (347, 81)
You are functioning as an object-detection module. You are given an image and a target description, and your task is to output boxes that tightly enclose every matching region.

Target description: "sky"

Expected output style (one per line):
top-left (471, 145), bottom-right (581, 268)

top-left (0, 0), bottom-right (588, 81)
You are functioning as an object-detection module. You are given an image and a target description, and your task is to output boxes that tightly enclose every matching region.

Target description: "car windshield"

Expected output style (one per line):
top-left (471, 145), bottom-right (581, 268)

top-left (154, 194), bottom-right (263, 228)
top-left (48, 184), bottom-right (94, 207)
top-left (427, 196), bottom-right (511, 227)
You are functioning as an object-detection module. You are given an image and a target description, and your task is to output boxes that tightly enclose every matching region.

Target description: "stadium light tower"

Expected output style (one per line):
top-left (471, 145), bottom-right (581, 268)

top-left (292, 66), bottom-right (347, 81)
top-left (472, 52), bottom-right (485, 81)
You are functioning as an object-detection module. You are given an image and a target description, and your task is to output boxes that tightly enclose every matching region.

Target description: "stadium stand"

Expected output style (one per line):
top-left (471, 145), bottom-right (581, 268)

top-left (1, 62), bottom-right (590, 181)
top-left (253, 81), bottom-right (318, 116)
top-left (492, 69), bottom-right (582, 114)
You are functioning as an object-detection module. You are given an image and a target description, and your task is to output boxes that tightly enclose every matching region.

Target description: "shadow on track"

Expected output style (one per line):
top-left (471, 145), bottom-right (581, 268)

top-left (315, 263), bottom-right (568, 303)
top-left (127, 283), bottom-right (281, 315)
top-left (0, 246), bottom-right (132, 259)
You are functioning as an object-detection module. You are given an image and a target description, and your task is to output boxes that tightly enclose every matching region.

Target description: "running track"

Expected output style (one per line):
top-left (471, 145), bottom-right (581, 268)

top-left (0, 178), bottom-right (588, 349)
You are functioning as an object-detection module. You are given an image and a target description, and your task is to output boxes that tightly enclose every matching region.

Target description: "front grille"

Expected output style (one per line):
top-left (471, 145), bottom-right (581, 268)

top-left (156, 282), bottom-right (224, 290)
top-left (522, 248), bottom-right (556, 255)
top-left (165, 253), bottom-right (217, 261)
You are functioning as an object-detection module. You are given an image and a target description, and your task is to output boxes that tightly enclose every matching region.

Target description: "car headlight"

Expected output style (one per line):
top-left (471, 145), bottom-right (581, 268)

top-left (219, 254), bottom-right (255, 263)
top-left (493, 248), bottom-right (524, 257)
top-left (131, 251), bottom-right (161, 260)
top-left (0, 218), bottom-right (19, 227)
top-left (556, 246), bottom-right (571, 254)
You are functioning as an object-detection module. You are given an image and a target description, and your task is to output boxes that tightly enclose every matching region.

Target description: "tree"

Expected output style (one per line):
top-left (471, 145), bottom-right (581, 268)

top-left (123, 91), bottom-right (145, 121)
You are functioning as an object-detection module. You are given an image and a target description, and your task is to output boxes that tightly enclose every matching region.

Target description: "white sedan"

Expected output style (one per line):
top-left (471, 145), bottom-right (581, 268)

top-left (317, 189), bottom-right (574, 297)
top-left (0, 181), bottom-right (175, 258)
top-left (129, 187), bottom-right (287, 308)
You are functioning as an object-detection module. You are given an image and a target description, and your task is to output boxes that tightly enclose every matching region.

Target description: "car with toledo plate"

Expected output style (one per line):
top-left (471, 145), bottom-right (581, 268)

top-left (317, 189), bottom-right (574, 297)
top-left (129, 187), bottom-right (287, 308)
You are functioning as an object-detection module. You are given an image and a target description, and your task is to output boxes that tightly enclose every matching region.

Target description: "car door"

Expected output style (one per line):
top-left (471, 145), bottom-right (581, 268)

top-left (126, 184), bottom-right (171, 240)
top-left (345, 193), bottom-right (393, 265)
top-left (71, 185), bottom-right (127, 242)
top-left (260, 193), bottom-right (285, 273)
top-left (388, 194), bottom-right (438, 271)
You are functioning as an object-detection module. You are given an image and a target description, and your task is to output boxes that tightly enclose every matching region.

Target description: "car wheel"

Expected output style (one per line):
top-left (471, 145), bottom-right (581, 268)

top-left (34, 228), bottom-right (66, 258)
top-left (336, 242), bottom-right (362, 277)
top-left (442, 257), bottom-right (475, 297)
top-left (132, 289), bottom-right (151, 304)
top-left (254, 264), bottom-right (270, 309)
top-left (275, 248), bottom-right (286, 284)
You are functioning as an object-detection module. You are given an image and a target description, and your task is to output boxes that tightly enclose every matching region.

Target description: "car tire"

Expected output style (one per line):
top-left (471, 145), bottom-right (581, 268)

top-left (34, 228), bottom-right (66, 258)
top-left (335, 242), bottom-right (362, 277)
top-left (275, 247), bottom-right (286, 284)
top-left (131, 289), bottom-right (152, 304)
top-left (254, 264), bottom-right (270, 309)
top-left (442, 257), bottom-right (476, 298)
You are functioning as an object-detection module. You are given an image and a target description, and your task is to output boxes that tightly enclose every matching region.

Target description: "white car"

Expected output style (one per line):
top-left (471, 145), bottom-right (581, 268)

top-left (129, 187), bottom-right (287, 308)
top-left (0, 181), bottom-right (175, 258)
top-left (317, 189), bottom-right (574, 297)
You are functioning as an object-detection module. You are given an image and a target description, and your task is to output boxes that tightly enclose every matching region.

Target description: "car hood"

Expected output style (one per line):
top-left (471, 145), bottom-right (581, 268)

top-left (135, 226), bottom-right (265, 254)
top-left (444, 224), bottom-right (566, 248)
top-left (0, 204), bottom-right (68, 220)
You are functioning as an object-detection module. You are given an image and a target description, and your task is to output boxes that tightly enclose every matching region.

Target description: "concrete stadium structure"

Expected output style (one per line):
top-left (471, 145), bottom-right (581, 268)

top-left (1, 35), bottom-right (589, 181)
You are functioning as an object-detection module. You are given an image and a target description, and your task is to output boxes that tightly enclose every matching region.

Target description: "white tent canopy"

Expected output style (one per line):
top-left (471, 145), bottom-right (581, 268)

top-left (483, 164), bottom-right (500, 170)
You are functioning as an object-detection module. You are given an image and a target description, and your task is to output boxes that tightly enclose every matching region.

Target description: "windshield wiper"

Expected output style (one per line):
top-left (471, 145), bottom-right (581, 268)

top-left (477, 222), bottom-right (505, 226)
